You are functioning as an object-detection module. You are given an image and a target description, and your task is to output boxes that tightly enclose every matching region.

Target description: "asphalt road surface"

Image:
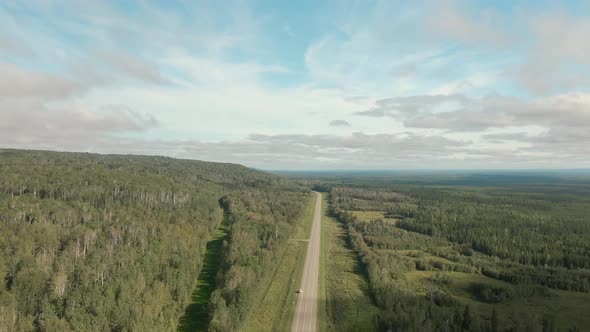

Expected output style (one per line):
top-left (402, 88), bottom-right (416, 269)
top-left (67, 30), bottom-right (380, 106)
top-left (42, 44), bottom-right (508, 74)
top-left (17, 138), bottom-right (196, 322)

top-left (291, 192), bottom-right (322, 332)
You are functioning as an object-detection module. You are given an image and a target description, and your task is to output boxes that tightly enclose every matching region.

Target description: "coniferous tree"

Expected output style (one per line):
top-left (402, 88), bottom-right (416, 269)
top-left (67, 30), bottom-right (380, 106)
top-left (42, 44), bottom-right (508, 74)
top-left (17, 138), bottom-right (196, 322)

top-left (491, 308), bottom-right (499, 332)
top-left (462, 305), bottom-right (472, 331)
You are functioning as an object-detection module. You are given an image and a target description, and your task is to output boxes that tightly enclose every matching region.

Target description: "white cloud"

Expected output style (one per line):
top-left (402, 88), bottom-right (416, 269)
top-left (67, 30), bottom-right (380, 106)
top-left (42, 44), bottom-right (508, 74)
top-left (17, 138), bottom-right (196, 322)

top-left (1, 1), bottom-right (590, 169)
top-left (0, 99), bottom-right (157, 143)
top-left (421, 2), bottom-right (590, 94)
top-left (530, 12), bottom-right (590, 65)
top-left (329, 120), bottom-right (350, 127)
top-left (99, 50), bottom-right (169, 84)
top-left (0, 33), bottom-right (32, 56)
top-left (356, 92), bottom-right (590, 131)
top-left (426, 2), bottom-right (512, 48)
top-left (0, 62), bottom-right (81, 99)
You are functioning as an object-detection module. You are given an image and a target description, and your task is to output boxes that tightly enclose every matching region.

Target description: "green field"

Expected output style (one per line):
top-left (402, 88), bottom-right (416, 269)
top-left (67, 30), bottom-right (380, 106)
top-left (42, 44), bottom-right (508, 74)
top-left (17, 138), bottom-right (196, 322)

top-left (349, 210), bottom-right (396, 224)
top-left (405, 270), bottom-right (590, 330)
top-left (240, 194), bottom-right (316, 332)
top-left (323, 196), bottom-right (378, 331)
top-left (319, 180), bottom-right (590, 331)
top-left (178, 212), bottom-right (229, 332)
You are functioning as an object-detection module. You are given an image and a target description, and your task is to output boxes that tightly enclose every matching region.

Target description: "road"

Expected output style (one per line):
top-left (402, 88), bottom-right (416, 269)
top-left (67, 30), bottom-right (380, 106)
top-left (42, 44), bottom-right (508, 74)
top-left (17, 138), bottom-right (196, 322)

top-left (291, 191), bottom-right (322, 332)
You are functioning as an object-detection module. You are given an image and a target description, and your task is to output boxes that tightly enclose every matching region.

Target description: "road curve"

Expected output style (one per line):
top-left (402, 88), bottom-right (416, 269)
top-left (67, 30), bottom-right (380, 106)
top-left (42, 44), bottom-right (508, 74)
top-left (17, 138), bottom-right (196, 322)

top-left (291, 191), bottom-right (322, 332)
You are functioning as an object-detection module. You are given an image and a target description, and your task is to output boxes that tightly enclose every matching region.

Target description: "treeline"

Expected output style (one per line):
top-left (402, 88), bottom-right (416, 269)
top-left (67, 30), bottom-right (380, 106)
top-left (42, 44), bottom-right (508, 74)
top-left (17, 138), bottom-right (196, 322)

top-left (332, 186), bottom-right (590, 270)
top-left (396, 202), bottom-right (590, 269)
top-left (332, 186), bottom-right (590, 293)
top-left (0, 149), bottom-right (308, 331)
top-left (328, 184), bottom-right (589, 331)
top-left (208, 189), bottom-right (307, 331)
top-left (330, 207), bottom-right (489, 331)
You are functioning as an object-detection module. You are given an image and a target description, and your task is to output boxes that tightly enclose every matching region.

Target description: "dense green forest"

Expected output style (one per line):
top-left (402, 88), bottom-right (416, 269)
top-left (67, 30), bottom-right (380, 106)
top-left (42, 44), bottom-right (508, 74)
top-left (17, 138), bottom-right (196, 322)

top-left (4, 150), bottom-right (589, 332)
top-left (319, 174), bottom-right (590, 331)
top-left (0, 149), bottom-right (308, 331)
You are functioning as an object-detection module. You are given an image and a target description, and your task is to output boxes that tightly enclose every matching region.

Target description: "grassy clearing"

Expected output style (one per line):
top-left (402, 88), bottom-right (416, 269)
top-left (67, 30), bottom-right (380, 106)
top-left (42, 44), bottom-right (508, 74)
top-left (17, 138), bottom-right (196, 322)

top-left (330, 183), bottom-right (590, 330)
top-left (405, 270), bottom-right (590, 330)
top-left (241, 193), bottom-right (316, 332)
top-left (349, 210), bottom-right (396, 224)
top-left (388, 226), bottom-right (590, 330)
top-left (339, 210), bottom-right (590, 331)
top-left (325, 196), bottom-right (378, 331)
top-left (383, 224), bottom-right (590, 330)
top-left (178, 212), bottom-right (229, 332)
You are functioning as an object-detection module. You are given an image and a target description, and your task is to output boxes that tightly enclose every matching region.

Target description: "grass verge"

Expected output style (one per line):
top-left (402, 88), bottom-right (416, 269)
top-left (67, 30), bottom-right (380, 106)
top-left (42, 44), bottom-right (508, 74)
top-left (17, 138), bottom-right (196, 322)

top-left (241, 193), bottom-right (316, 332)
top-left (319, 194), bottom-right (328, 332)
top-left (324, 195), bottom-right (378, 332)
top-left (406, 270), bottom-right (590, 330)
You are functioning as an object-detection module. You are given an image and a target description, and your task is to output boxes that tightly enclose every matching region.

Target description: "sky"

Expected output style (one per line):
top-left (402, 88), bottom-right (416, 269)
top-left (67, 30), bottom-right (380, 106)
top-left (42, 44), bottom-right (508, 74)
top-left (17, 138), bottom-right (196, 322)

top-left (1, 0), bottom-right (589, 170)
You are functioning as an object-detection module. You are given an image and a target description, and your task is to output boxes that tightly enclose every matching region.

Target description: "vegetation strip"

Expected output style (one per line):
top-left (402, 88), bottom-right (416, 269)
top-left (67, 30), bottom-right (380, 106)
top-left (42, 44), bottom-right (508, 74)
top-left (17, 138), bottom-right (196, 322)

top-left (323, 194), bottom-right (378, 331)
top-left (178, 211), bottom-right (229, 331)
top-left (328, 182), bottom-right (590, 331)
top-left (240, 194), bottom-right (316, 332)
top-left (318, 194), bottom-right (328, 332)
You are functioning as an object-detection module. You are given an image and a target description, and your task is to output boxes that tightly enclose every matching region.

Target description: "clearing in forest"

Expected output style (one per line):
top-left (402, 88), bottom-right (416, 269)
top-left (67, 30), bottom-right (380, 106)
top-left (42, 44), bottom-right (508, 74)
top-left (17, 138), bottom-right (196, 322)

top-left (178, 212), bottom-right (229, 332)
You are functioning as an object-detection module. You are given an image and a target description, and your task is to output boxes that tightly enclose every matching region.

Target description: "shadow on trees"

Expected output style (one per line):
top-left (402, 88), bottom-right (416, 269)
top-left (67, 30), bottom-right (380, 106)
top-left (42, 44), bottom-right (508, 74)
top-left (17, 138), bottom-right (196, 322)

top-left (178, 209), bottom-right (229, 332)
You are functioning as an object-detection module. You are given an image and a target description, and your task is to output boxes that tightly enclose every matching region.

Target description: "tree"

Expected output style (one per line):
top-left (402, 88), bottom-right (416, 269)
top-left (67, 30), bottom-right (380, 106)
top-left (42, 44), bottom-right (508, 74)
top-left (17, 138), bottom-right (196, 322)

top-left (491, 308), bottom-right (499, 332)
top-left (462, 305), bottom-right (472, 331)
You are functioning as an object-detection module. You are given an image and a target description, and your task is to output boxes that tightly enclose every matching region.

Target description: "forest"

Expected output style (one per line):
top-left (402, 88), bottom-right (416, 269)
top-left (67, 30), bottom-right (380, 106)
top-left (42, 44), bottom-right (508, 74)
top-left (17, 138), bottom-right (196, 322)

top-left (3, 150), bottom-right (590, 332)
top-left (315, 172), bottom-right (590, 331)
top-left (0, 149), bottom-right (309, 331)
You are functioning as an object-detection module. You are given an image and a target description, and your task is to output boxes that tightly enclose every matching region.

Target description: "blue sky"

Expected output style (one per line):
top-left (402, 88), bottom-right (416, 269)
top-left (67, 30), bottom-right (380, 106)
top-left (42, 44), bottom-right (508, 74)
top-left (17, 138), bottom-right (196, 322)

top-left (1, 0), bottom-right (589, 169)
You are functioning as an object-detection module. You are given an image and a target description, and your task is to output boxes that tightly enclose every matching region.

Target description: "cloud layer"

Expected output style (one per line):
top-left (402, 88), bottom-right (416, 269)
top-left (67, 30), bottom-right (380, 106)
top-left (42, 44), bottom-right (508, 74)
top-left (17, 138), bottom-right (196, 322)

top-left (355, 93), bottom-right (590, 131)
top-left (1, 1), bottom-right (589, 169)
